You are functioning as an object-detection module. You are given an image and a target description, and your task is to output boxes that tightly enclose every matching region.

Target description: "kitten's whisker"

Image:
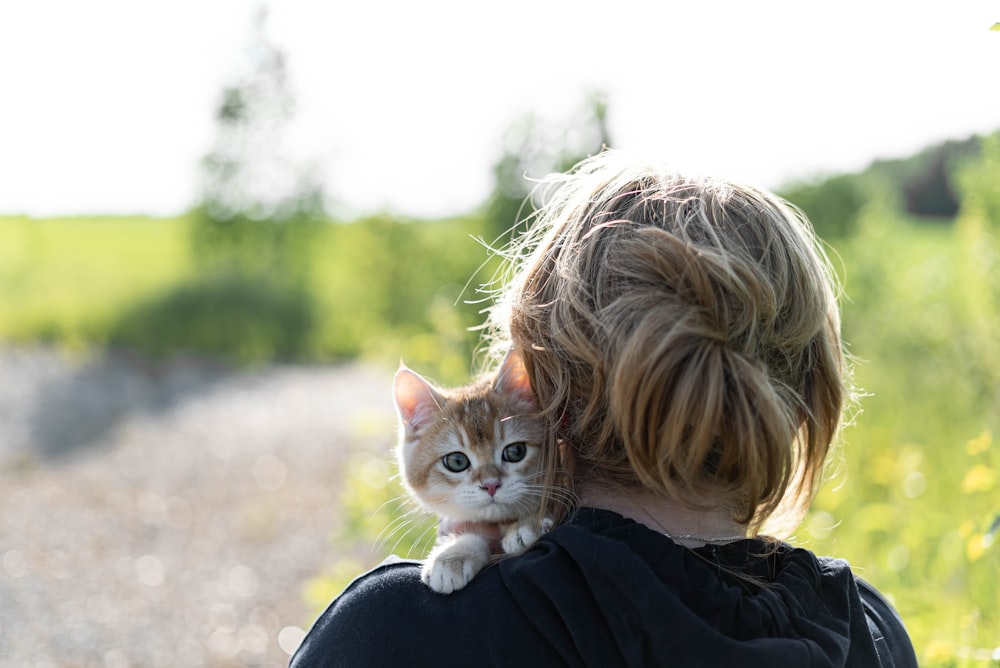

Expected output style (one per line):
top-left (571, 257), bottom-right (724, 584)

top-left (388, 520), bottom-right (438, 558)
top-left (385, 523), bottom-right (423, 557)
top-left (416, 530), bottom-right (436, 558)
top-left (398, 519), bottom-right (438, 559)
top-left (374, 507), bottom-right (432, 550)
top-left (518, 483), bottom-right (578, 507)
top-left (522, 468), bottom-right (570, 483)
top-left (378, 514), bottom-right (429, 555)
top-left (371, 494), bottom-right (414, 518)
top-left (374, 508), bottom-right (423, 530)
top-left (415, 523), bottom-right (439, 558)
top-left (375, 510), bottom-right (417, 540)
top-left (385, 523), bottom-right (418, 555)
top-left (374, 523), bottom-right (414, 554)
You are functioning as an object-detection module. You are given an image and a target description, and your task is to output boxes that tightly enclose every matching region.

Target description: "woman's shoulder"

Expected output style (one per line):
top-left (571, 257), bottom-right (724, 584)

top-left (808, 553), bottom-right (917, 668)
top-left (330, 555), bottom-right (424, 602)
top-left (289, 558), bottom-right (431, 667)
top-left (854, 577), bottom-right (919, 668)
top-left (289, 556), bottom-right (547, 668)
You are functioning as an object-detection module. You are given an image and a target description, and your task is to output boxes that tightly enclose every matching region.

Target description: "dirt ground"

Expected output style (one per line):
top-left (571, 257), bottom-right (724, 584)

top-left (0, 346), bottom-right (399, 667)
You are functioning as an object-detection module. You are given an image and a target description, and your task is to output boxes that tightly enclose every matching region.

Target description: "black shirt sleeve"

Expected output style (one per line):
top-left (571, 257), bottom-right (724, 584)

top-left (290, 561), bottom-right (443, 668)
top-left (857, 579), bottom-right (919, 668)
top-left (288, 558), bottom-right (567, 668)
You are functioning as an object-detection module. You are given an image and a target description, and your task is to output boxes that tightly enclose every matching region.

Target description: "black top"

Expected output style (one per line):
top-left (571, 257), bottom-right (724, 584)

top-left (291, 508), bottom-right (917, 667)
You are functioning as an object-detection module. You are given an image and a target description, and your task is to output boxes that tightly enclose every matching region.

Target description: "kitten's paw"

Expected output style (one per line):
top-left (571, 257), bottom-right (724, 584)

top-left (501, 517), bottom-right (555, 555)
top-left (421, 534), bottom-right (490, 594)
top-left (421, 556), bottom-right (476, 594)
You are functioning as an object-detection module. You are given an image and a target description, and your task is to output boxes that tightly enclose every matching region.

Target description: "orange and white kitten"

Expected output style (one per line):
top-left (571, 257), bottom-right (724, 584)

top-left (392, 350), bottom-right (553, 594)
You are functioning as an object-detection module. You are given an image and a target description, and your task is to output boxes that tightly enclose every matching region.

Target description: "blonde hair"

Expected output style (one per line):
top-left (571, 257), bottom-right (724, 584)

top-left (485, 150), bottom-right (849, 534)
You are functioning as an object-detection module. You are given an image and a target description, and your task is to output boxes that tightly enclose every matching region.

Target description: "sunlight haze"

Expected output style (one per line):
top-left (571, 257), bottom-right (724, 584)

top-left (1, 0), bottom-right (997, 218)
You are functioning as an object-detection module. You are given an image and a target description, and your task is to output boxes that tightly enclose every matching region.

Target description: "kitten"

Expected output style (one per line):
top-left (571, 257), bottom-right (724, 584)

top-left (392, 349), bottom-right (553, 594)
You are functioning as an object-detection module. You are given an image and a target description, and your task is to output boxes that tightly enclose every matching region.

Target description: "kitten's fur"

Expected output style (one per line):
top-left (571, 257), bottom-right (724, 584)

top-left (393, 350), bottom-right (552, 594)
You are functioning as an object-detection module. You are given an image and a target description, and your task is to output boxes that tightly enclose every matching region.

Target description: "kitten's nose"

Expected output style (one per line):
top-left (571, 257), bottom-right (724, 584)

top-left (481, 481), bottom-right (502, 497)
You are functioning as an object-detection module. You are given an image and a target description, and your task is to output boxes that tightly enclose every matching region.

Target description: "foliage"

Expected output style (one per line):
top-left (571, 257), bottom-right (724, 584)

top-left (777, 136), bottom-right (983, 239)
top-left (0, 211), bottom-right (493, 378)
top-left (192, 8), bottom-right (324, 269)
top-left (188, 202), bottom-right (323, 284)
top-left (956, 133), bottom-right (1000, 234)
top-left (790, 138), bottom-right (1000, 665)
top-left (107, 269), bottom-right (318, 365)
top-left (310, 212), bottom-right (497, 382)
top-left (798, 211), bottom-right (999, 665)
top-left (884, 136), bottom-right (982, 219)
top-left (778, 173), bottom-right (868, 239)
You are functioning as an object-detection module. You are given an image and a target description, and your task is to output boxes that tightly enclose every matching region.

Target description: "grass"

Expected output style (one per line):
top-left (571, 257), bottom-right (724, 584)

top-left (0, 215), bottom-right (189, 348)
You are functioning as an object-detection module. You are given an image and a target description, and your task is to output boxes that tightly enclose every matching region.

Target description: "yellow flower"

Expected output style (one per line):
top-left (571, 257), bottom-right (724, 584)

top-left (966, 533), bottom-right (987, 562)
top-left (961, 464), bottom-right (996, 494)
top-left (966, 429), bottom-right (992, 456)
top-left (923, 638), bottom-right (956, 663)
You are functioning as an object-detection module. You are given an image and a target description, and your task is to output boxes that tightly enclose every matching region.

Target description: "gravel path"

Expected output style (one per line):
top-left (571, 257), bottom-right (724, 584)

top-left (0, 347), bottom-right (399, 667)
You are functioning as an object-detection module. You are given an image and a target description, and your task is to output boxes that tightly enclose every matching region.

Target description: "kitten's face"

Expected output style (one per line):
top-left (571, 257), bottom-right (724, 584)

top-left (393, 352), bottom-right (545, 523)
top-left (400, 392), bottom-right (544, 522)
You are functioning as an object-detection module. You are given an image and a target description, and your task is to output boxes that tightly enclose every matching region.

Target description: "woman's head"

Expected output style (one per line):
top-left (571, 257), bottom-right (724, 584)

top-left (487, 150), bottom-right (849, 532)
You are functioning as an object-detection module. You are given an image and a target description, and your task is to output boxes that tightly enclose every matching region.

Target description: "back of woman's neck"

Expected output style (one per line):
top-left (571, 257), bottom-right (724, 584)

top-left (579, 485), bottom-right (747, 547)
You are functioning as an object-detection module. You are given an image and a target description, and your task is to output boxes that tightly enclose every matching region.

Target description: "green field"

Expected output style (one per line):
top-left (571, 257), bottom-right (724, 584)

top-left (0, 215), bottom-right (189, 347)
top-left (2, 168), bottom-right (999, 665)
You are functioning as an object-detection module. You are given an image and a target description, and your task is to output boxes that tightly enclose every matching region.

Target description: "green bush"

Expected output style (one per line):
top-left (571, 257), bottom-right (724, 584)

top-left (777, 173), bottom-right (868, 239)
top-left (108, 270), bottom-right (318, 365)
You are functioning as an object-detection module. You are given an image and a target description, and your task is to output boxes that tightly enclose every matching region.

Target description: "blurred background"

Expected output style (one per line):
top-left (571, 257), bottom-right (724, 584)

top-left (1, 1), bottom-right (998, 666)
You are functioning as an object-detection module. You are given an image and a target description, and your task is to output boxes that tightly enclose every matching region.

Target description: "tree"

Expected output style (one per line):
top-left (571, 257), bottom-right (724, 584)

top-left (778, 174), bottom-right (867, 240)
top-left (109, 9), bottom-right (325, 364)
top-left (483, 91), bottom-right (611, 246)
top-left (190, 8), bottom-right (325, 280)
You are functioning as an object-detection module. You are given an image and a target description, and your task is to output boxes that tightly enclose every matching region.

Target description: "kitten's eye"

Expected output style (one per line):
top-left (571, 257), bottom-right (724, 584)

top-left (502, 442), bottom-right (527, 463)
top-left (441, 452), bottom-right (470, 472)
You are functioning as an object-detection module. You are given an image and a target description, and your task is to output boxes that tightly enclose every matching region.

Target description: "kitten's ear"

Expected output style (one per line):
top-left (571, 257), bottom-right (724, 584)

top-left (393, 365), bottom-right (443, 433)
top-left (495, 348), bottom-right (538, 410)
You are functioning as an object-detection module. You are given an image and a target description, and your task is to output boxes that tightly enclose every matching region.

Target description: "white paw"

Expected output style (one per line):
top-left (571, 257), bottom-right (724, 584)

top-left (421, 534), bottom-right (490, 594)
top-left (501, 517), bottom-right (554, 555)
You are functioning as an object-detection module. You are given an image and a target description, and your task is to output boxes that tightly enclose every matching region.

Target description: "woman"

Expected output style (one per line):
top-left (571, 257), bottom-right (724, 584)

top-left (291, 151), bottom-right (916, 667)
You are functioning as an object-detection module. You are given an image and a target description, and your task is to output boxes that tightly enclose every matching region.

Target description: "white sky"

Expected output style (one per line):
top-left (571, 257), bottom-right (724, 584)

top-left (1, 0), bottom-right (997, 219)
